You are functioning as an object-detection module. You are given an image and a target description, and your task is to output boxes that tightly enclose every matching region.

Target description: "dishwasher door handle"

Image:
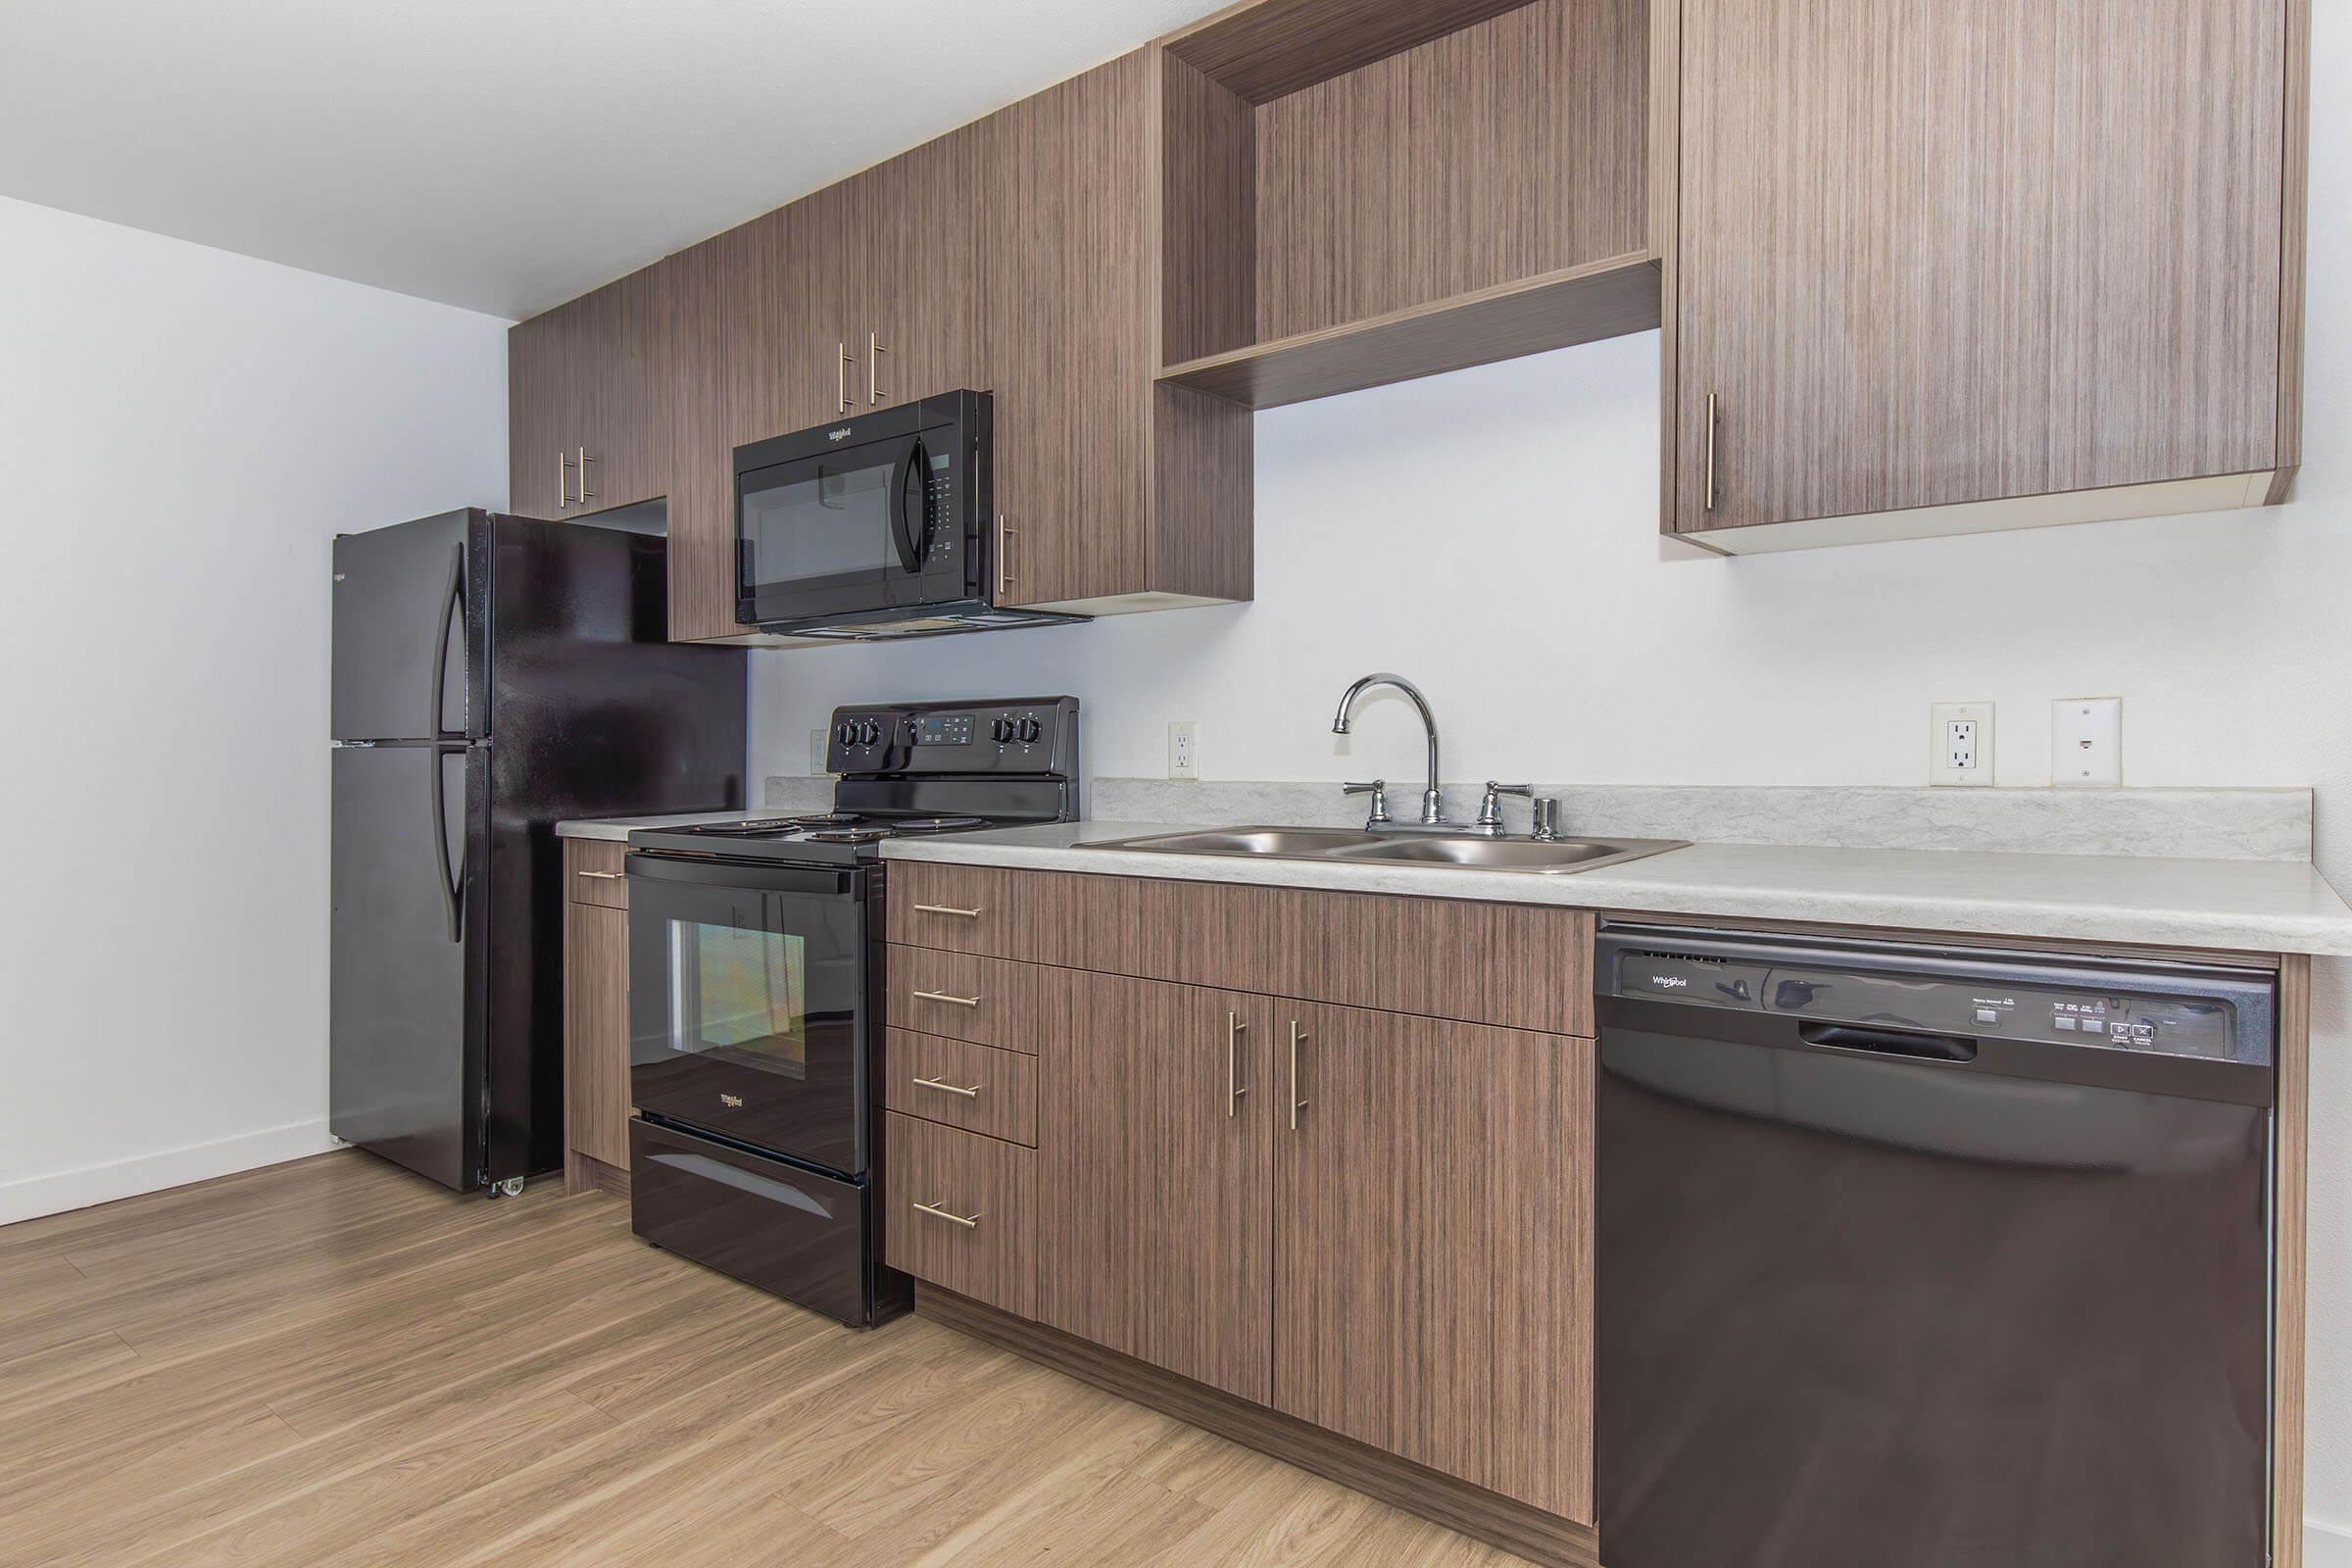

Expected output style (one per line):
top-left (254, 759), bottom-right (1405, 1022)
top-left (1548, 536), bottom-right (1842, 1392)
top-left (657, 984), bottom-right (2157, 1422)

top-left (1798, 1023), bottom-right (1978, 1062)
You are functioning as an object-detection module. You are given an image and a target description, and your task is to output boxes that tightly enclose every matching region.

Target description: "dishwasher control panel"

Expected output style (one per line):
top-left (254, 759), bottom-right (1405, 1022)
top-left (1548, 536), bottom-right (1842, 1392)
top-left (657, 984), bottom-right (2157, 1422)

top-left (1601, 928), bottom-right (2275, 1068)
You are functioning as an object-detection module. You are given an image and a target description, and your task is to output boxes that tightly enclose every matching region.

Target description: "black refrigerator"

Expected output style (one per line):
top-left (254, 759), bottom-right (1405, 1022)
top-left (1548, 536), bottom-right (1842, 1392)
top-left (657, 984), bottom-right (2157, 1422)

top-left (330, 510), bottom-right (746, 1194)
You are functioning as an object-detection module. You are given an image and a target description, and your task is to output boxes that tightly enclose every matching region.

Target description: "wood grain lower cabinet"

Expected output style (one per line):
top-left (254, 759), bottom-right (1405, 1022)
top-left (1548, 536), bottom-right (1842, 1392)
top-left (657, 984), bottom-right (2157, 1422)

top-left (1276, 1004), bottom-right (1595, 1522)
top-left (1038, 974), bottom-right (1277, 1403)
top-left (562, 882), bottom-right (633, 1183)
top-left (882, 1030), bottom-right (1039, 1147)
top-left (883, 1111), bottom-right (1037, 1317)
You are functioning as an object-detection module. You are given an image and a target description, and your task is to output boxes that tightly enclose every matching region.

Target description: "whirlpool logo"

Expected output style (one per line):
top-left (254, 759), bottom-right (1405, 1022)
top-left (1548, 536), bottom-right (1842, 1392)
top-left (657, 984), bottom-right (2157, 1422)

top-left (827, 427), bottom-right (853, 442)
top-left (719, 1093), bottom-right (744, 1108)
top-left (1649, 974), bottom-right (1689, 990)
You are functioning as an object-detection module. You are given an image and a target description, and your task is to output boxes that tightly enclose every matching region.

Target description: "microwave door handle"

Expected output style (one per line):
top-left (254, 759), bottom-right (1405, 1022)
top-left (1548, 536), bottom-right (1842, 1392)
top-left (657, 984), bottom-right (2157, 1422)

top-left (889, 439), bottom-right (930, 575)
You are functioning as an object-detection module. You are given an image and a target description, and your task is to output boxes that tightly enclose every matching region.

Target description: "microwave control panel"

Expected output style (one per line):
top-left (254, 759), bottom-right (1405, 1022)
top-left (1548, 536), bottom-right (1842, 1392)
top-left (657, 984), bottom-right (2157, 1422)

top-left (827, 696), bottom-right (1079, 777)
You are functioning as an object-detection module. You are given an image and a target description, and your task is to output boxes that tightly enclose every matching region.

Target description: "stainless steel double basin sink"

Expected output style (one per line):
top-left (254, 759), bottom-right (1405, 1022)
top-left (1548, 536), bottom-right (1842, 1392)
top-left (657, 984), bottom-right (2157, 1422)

top-left (1079, 825), bottom-right (1687, 876)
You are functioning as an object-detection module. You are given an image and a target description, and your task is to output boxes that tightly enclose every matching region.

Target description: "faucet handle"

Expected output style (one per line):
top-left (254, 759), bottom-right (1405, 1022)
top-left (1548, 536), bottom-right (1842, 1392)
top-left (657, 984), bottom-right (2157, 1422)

top-left (1477, 781), bottom-right (1534, 827)
top-left (1342, 779), bottom-right (1392, 825)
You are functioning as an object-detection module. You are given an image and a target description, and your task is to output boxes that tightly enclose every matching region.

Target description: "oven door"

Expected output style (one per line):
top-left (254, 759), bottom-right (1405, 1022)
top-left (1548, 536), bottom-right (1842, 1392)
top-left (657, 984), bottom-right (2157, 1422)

top-left (626, 854), bottom-right (870, 1174)
top-left (736, 417), bottom-right (966, 625)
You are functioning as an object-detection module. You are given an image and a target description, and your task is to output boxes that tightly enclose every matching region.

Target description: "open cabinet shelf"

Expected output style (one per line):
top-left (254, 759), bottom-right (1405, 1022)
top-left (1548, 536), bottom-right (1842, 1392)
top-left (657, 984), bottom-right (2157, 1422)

top-left (1155, 0), bottom-right (1658, 408)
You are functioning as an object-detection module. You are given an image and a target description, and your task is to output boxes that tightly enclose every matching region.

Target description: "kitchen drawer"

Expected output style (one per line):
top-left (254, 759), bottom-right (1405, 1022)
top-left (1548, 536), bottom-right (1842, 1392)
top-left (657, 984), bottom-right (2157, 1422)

top-left (882, 1030), bottom-right (1038, 1147)
top-left (565, 839), bottom-right (629, 908)
top-left (882, 1111), bottom-right (1036, 1318)
top-left (1318, 892), bottom-right (1592, 1036)
top-left (887, 861), bottom-right (1083, 964)
top-left (884, 947), bottom-right (1073, 1054)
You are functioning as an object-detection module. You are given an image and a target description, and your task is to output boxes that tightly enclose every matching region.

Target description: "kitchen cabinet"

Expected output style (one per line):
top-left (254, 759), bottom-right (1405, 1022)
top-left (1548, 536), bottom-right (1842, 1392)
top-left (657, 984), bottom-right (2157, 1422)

top-left (562, 839), bottom-right (633, 1195)
top-left (979, 54), bottom-right (1254, 614)
top-left (509, 266), bottom-right (669, 519)
top-left (1276, 1003), bottom-right (1594, 1521)
top-left (1038, 974), bottom-right (1277, 1403)
top-left (1665, 0), bottom-right (2309, 550)
top-left (885, 862), bottom-right (1598, 1548)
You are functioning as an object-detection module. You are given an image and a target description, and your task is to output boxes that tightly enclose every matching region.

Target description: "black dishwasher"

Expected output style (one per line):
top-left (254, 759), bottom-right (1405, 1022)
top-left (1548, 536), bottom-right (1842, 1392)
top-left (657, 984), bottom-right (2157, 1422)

top-left (1595, 924), bottom-right (2277, 1568)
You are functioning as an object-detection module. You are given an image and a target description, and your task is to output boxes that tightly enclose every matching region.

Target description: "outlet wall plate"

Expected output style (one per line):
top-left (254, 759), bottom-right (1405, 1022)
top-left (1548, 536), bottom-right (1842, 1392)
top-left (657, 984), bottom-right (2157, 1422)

top-left (2051, 698), bottom-right (2122, 786)
top-left (1930, 702), bottom-right (1995, 787)
top-left (808, 728), bottom-right (829, 774)
top-left (1168, 720), bottom-right (1198, 781)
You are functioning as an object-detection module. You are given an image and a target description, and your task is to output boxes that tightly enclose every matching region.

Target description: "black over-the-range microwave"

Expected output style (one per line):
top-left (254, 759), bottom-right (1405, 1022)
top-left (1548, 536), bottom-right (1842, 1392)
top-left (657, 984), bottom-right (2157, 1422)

top-left (733, 390), bottom-right (1087, 639)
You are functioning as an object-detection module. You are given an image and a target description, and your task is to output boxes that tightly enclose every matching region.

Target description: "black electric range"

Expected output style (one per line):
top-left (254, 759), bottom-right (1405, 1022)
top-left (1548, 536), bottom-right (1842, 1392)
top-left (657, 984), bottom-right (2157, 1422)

top-left (621, 697), bottom-right (1077, 1328)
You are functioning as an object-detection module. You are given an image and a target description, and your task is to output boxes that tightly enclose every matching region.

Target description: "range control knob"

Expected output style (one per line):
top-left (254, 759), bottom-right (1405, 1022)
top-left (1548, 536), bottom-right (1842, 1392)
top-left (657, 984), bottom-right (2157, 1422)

top-left (991, 717), bottom-right (1015, 744)
top-left (834, 721), bottom-right (858, 747)
top-left (857, 719), bottom-right (883, 747)
top-left (1015, 716), bottom-right (1043, 744)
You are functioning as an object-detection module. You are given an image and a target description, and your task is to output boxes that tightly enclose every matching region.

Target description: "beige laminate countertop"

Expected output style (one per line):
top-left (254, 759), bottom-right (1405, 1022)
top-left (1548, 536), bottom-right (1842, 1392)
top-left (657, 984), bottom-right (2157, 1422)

top-left (879, 821), bottom-right (2352, 957)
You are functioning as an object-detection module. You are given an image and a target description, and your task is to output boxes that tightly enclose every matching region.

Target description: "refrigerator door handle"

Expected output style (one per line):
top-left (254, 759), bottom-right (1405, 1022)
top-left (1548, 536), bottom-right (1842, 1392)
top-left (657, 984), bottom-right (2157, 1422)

top-left (430, 745), bottom-right (464, 943)
top-left (430, 541), bottom-right (466, 742)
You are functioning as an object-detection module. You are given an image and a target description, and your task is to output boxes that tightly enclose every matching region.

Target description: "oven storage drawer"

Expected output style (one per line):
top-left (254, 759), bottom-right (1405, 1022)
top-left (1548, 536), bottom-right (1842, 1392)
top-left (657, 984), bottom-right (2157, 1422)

top-left (881, 1111), bottom-right (1036, 1317)
top-left (884, 947), bottom-right (1070, 1054)
top-left (630, 1117), bottom-right (883, 1327)
top-left (882, 1030), bottom-right (1038, 1146)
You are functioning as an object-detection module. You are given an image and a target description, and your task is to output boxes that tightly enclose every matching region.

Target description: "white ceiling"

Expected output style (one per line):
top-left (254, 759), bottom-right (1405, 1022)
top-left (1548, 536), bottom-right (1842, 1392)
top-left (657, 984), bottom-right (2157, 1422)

top-left (0, 0), bottom-right (1214, 319)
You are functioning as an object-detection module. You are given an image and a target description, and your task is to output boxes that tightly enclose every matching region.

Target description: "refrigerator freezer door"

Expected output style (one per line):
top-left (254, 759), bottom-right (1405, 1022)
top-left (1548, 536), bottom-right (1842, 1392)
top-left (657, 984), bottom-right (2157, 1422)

top-left (331, 511), bottom-right (488, 743)
top-left (330, 742), bottom-right (485, 1189)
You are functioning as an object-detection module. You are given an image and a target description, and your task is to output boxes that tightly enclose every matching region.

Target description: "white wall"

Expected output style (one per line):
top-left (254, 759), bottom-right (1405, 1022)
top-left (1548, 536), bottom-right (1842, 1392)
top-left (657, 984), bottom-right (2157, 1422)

top-left (747, 5), bottom-right (2352, 1532)
top-left (0, 196), bottom-right (509, 1222)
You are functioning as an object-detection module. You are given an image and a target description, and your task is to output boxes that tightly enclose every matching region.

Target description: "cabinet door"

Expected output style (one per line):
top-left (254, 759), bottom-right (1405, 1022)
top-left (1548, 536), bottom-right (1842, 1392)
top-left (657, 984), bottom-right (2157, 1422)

top-left (564, 899), bottom-right (632, 1170)
top-left (1275, 1004), bottom-right (1594, 1521)
top-left (1675, 0), bottom-right (2288, 531)
top-left (979, 54), bottom-right (1152, 608)
top-left (1039, 973), bottom-right (1275, 1403)
top-left (508, 307), bottom-right (570, 517)
top-left (660, 235), bottom-right (745, 642)
top-left (847, 127), bottom-right (984, 413)
top-left (510, 267), bottom-right (670, 519)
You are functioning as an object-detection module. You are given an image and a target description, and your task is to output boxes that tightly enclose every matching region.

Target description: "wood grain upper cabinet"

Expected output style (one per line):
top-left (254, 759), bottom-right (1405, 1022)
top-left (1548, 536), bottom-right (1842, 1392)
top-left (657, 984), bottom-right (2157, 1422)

top-left (978, 50), bottom-right (1253, 612)
top-left (1037, 975), bottom-right (1276, 1403)
top-left (1670, 0), bottom-right (2305, 546)
top-left (849, 126), bottom-right (985, 414)
top-left (1275, 1004), bottom-right (1595, 1522)
top-left (509, 266), bottom-right (670, 519)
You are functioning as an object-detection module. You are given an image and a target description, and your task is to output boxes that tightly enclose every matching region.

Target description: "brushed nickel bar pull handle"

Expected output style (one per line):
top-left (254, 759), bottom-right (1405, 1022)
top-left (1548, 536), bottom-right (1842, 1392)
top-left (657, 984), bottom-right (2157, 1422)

top-left (998, 520), bottom-right (1016, 600)
top-left (911, 903), bottom-right (983, 919)
top-left (576, 447), bottom-right (597, 505)
top-left (1704, 393), bottom-right (1719, 513)
top-left (912, 989), bottom-right (983, 1008)
top-left (1227, 1012), bottom-right (1250, 1117)
top-left (838, 342), bottom-right (853, 415)
top-left (913, 1200), bottom-right (981, 1229)
top-left (1288, 1020), bottom-right (1307, 1131)
top-left (557, 451), bottom-right (570, 510)
top-left (576, 870), bottom-right (625, 880)
top-left (868, 331), bottom-right (887, 405)
top-left (912, 1076), bottom-right (982, 1099)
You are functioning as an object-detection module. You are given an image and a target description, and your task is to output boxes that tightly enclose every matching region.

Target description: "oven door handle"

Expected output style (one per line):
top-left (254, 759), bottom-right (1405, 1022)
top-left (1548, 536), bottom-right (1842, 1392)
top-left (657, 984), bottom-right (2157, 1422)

top-left (890, 436), bottom-right (933, 576)
top-left (625, 854), bottom-right (853, 897)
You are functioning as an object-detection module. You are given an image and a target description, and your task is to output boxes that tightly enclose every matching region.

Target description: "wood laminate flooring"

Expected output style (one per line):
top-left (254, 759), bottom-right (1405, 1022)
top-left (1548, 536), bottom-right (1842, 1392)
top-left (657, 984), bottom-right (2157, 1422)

top-left (0, 1152), bottom-right (1530, 1567)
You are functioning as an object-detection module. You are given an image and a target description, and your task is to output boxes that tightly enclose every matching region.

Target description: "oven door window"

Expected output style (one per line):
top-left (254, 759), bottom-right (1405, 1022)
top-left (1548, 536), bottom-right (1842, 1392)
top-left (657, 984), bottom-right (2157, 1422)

top-left (740, 448), bottom-right (900, 618)
top-left (670, 921), bottom-right (808, 1075)
top-left (628, 864), bottom-right (867, 1174)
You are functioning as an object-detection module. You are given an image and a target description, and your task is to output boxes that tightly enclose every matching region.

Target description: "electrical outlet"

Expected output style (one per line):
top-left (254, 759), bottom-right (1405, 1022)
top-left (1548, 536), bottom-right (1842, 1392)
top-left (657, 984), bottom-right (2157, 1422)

top-left (808, 728), bottom-right (828, 774)
top-left (1930, 702), bottom-right (1994, 787)
top-left (2051, 698), bottom-right (2122, 786)
top-left (1167, 720), bottom-right (1198, 781)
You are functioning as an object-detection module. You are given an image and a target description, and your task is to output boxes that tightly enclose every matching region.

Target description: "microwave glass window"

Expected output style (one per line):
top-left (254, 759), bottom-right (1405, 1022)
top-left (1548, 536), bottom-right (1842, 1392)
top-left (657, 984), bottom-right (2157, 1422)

top-left (667, 920), bottom-right (808, 1077)
top-left (745, 457), bottom-right (895, 583)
